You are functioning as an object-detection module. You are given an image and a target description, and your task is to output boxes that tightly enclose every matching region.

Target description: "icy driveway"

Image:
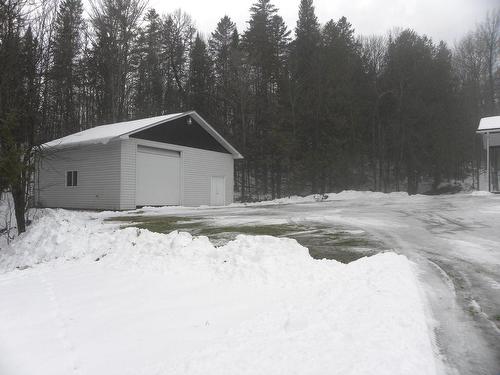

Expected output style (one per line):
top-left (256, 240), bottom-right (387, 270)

top-left (130, 192), bottom-right (500, 375)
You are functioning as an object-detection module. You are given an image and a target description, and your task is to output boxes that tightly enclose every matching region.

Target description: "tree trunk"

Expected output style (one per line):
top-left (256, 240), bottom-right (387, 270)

top-left (11, 183), bottom-right (26, 234)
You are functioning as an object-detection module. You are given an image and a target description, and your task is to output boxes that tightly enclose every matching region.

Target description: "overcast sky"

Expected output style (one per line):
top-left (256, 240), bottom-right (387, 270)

top-left (148, 0), bottom-right (498, 45)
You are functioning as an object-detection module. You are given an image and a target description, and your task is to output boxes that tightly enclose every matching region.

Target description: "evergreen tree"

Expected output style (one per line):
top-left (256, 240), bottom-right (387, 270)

top-left (210, 16), bottom-right (236, 85)
top-left (267, 14), bottom-right (291, 198)
top-left (383, 30), bottom-right (435, 194)
top-left (0, 5), bottom-right (42, 234)
top-left (90, 0), bottom-right (146, 123)
top-left (227, 28), bottom-right (253, 200)
top-left (361, 35), bottom-right (389, 191)
top-left (209, 16), bottom-right (237, 137)
top-left (134, 8), bottom-right (163, 117)
top-left (243, 0), bottom-right (278, 72)
top-left (427, 42), bottom-right (456, 188)
top-left (242, 0), bottom-right (291, 198)
top-left (291, 0), bottom-right (321, 193)
top-left (319, 18), bottom-right (366, 191)
top-left (1, 0), bottom-right (492, 219)
top-left (188, 33), bottom-right (212, 117)
top-left (47, 0), bottom-right (85, 138)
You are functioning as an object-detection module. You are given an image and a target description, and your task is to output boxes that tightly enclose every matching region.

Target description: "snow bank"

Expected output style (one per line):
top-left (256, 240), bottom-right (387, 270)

top-left (0, 209), bottom-right (111, 270)
top-left (133, 189), bottom-right (495, 218)
top-left (231, 190), bottom-right (412, 206)
top-left (470, 190), bottom-right (493, 196)
top-left (0, 210), bottom-right (317, 283)
top-left (132, 190), bottom-right (414, 217)
top-left (0, 209), bottom-right (440, 375)
top-left (326, 189), bottom-right (411, 200)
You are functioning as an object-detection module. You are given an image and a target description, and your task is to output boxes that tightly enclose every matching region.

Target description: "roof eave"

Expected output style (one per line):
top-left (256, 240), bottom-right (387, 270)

top-left (476, 129), bottom-right (500, 134)
top-left (41, 136), bottom-right (119, 150)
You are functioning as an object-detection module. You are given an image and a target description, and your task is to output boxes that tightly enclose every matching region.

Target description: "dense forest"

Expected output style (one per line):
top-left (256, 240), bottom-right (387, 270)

top-left (0, 0), bottom-right (499, 231)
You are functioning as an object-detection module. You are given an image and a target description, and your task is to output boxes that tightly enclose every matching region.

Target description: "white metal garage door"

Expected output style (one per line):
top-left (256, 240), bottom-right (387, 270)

top-left (136, 146), bottom-right (180, 206)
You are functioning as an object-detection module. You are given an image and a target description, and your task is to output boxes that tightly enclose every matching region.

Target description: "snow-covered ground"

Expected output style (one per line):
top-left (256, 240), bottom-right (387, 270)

top-left (1, 191), bottom-right (499, 374)
top-left (110, 191), bottom-right (500, 374)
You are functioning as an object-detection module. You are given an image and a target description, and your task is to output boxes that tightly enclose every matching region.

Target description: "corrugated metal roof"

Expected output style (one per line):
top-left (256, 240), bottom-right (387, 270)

top-left (477, 116), bottom-right (500, 132)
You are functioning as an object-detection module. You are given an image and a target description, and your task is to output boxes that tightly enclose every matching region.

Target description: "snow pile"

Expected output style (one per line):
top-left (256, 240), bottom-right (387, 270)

top-left (0, 209), bottom-right (111, 270)
top-left (470, 190), bottom-right (493, 196)
top-left (234, 190), bottom-right (412, 206)
top-left (0, 210), bottom-right (317, 284)
top-left (229, 188), bottom-right (488, 208)
top-left (326, 190), bottom-right (411, 200)
top-left (134, 191), bottom-right (415, 216)
top-left (134, 188), bottom-right (496, 218)
top-left (233, 190), bottom-right (417, 207)
top-left (0, 209), bottom-right (441, 375)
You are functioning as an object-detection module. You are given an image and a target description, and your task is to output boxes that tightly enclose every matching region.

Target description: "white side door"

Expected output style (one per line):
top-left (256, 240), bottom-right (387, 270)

top-left (210, 176), bottom-right (226, 206)
top-left (136, 146), bottom-right (180, 206)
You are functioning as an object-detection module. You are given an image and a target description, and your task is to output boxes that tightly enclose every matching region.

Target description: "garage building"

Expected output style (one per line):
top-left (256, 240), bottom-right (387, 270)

top-left (36, 111), bottom-right (243, 210)
top-left (477, 115), bottom-right (500, 193)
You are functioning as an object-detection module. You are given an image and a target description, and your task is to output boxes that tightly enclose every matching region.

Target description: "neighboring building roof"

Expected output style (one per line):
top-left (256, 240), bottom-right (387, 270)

top-left (43, 111), bottom-right (243, 159)
top-left (477, 115), bottom-right (500, 133)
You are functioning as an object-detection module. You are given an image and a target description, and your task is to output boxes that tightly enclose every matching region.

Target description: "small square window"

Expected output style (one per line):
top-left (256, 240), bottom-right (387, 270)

top-left (66, 171), bottom-right (78, 187)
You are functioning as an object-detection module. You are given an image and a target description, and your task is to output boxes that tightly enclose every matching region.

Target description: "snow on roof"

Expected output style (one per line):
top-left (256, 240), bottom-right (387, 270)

top-left (477, 116), bottom-right (500, 132)
top-left (42, 111), bottom-right (243, 158)
top-left (43, 113), bottom-right (183, 149)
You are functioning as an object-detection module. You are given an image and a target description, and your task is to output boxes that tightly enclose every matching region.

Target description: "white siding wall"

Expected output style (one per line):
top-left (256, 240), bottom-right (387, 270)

top-left (37, 138), bottom-right (235, 210)
top-left (121, 138), bottom-right (234, 208)
top-left (36, 142), bottom-right (121, 210)
top-left (120, 140), bottom-right (137, 209)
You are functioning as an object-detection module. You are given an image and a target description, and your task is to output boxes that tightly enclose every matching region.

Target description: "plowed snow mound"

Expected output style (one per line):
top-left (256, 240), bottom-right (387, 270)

top-left (0, 209), bottom-right (441, 375)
